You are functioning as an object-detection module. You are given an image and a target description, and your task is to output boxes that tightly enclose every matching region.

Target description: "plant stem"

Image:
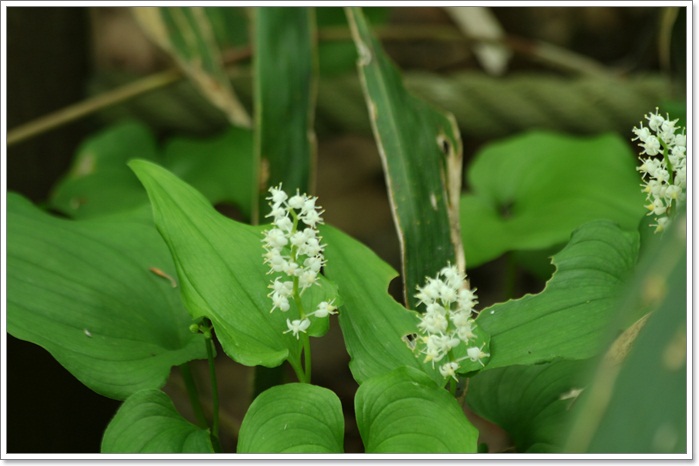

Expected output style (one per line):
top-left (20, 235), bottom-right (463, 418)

top-left (302, 333), bottom-right (312, 384)
top-left (449, 377), bottom-right (457, 396)
top-left (204, 329), bottom-right (222, 452)
top-left (179, 363), bottom-right (209, 428)
top-left (288, 353), bottom-right (307, 383)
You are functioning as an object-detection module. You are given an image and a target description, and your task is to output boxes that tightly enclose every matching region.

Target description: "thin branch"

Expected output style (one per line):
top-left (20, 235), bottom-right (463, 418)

top-left (7, 67), bottom-right (182, 147)
top-left (7, 46), bottom-right (251, 148)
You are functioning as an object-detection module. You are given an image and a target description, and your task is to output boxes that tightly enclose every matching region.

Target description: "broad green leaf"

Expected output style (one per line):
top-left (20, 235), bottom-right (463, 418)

top-left (356, 366), bottom-right (478, 453)
top-left (49, 122), bottom-right (256, 221)
top-left (460, 131), bottom-right (645, 267)
top-left (566, 213), bottom-right (687, 453)
top-left (102, 389), bottom-right (214, 453)
top-left (466, 360), bottom-right (589, 453)
top-left (321, 225), bottom-right (443, 386)
top-left (49, 121), bottom-right (160, 219)
top-left (346, 7), bottom-right (464, 309)
top-left (164, 125), bottom-right (255, 219)
top-left (133, 7), bottom-right (251, 127)
top-left (253, 7), bottom-right (317, 221)
top-left (7, 193), bottom-right (206, 400)
top-left (477, 221), bottom-right (639, 369)
top-left (237, 383), bottom-right (344, 453)
top-left (130, 160), bottom-right (336, 368)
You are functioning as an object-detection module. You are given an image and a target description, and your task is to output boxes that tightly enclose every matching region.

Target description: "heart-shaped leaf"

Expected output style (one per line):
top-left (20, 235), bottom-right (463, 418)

top-left (321, 225), bottom-right (443, 386)
top-left (130, 160), bottom-right (336, 368)
top-left (237, 383), bottom-right (344, 453)
top-left (477, 220), bottom-right (640, 369)
top-left (163, 125), bottom-right (255, 219)
top-left (466, 359), bottom-right (589, 452)
top-left (566, 213), bottom-right (687, 453)
top-left (49, 121), bottom-right (160, 219)
top-left (49, 121), bottom-right (256, 221)
top-left (355, 366), bottom-right (479, 453)
top-left (460, 131), bottom-right (645, 267)
top-left (101, 389), bottom-right (214, 453)
top-left (7, 194), bottom-right (206, 400)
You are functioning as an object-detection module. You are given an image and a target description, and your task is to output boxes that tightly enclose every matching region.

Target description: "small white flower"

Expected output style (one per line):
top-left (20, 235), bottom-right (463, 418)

top-left (646, 110), bottom-right (665, 131)
top-left (299, 237), bottom-right (323, 257)
top-left (268, 185), bottom-right (288, 205)
top-left (271, 293), bottom-right (290, 312)
top-left (439, 361), bottom-right (460, 381)
top-left (288, 193), bottom-right (305, 210)
top-left (466, 344), bottom-right (490, 366)
top-left (640, 135), bottom-right (661, 156)
top-left (299, 208), bottom-right (322, 227)
top-left (274, 215), bottom-right (293, 232)
top-left (282, 260), bottom-right (300, 277)
top-left (298, 269), bottom-right (318, 290)
top-left (269, 278), bottom-right (294, 297)
top-left (457, 288), bottom-right (478, 310)
top-left (304, 256), bottom-right (323, 273)
top-left (313, 301), bottom-right (337, 318)
top-left (284, 318), bottom-right (311, 339)
top-left (417, 311), bottom-right (448, 334)
top-left (263, 228), bottom-right (288, 249)
top-left (632, 125), bottom-right (651, 143)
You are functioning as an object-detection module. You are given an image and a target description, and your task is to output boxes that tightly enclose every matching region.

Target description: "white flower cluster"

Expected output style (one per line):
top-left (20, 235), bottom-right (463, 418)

top-left (412, 264), bottom-right (489, 381)
top-left (262, 184), bottom-right (336, 339)
top-left (632, 109), bottom-right (687, 233)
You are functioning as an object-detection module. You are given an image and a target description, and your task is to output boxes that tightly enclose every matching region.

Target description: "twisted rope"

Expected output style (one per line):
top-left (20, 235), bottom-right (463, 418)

top-left (317, 71), bottom-right (673, 140)
top-left (90, 70), bottom-right (672, 141)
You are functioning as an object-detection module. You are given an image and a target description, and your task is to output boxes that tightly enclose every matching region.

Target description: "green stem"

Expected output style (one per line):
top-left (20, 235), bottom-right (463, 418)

top-left (204, 329), bottom-right (222, 452)
top-left (660, 138), bottom-right (675, 185)
top-left (288, 355), bottom-right (307, 383)
top-left (449, 377), bottom-right (457, 396)
top-left (179, 363), bottom-right (209, 428)
top-left (291, 273), bottom-right (312, 384)
top-left (302, 332), bottom-right (312, 384)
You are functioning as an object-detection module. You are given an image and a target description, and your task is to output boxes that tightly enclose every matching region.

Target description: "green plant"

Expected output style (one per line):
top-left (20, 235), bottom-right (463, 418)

top-left (6, 6), bottom-right (687, 456)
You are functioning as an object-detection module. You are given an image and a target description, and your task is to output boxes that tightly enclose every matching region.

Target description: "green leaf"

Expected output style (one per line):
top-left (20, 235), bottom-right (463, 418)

top-left (466, 359), bottom-right (589, 452)
top-left (164, 125), bottom-right (255, 219)
top-left (49, 121), bottom-right (160, 219)
top-left (315, 7), bottom-right (389, 76)
top-left (253, 7), bottom-right (317, 221)
top-left (130, 160), bottom-right (336, 368)
top-left (133, 7), bottom-right (251, 127)
top-left (346, 7), bottom-right (464, 309)
top-left (461, 131), bottom-right (645, 267)
top-left (566, 213), bottom-right (687, 453)
top-left (49, 122), bottom-right (256, 221)
top-left (477, 221), bottom-right (639, 369)
top-left (237, 383), bottom-right (344, 453)
top-left (355, 366), bottom-right (479, 453)
top-left (321, 225), bottom-right (443, 386)
top-left (7, 193), bottom-right (206, 400)
top-left (101, 389), bottom-right (214, 453)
